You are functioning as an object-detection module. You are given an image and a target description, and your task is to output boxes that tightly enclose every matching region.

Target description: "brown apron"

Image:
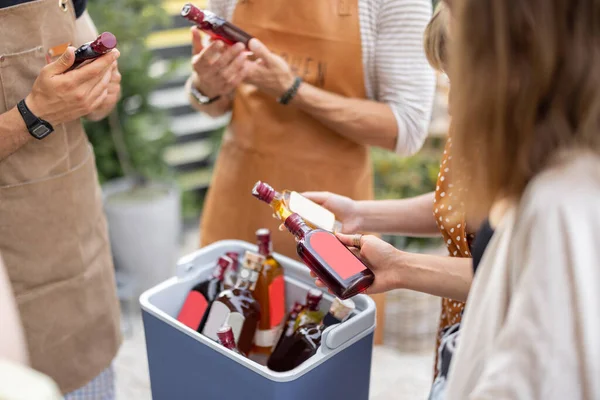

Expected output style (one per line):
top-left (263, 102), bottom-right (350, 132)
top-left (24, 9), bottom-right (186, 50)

top-left (200, 0), bottom-right (373, 260)
top-left (0, 0), bottom-right (121, 393)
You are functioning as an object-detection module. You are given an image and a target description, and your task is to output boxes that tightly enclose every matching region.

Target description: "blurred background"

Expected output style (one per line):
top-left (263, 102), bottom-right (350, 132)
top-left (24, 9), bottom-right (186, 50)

top-left (85, 0), bottom-right (449, 397)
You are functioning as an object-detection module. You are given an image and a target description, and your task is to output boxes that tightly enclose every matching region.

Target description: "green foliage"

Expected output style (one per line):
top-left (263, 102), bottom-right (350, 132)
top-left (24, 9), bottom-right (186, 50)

top-left (84, 0), bottom-right (175, 184)
top-left (372, 138), bottom-right (445, 249)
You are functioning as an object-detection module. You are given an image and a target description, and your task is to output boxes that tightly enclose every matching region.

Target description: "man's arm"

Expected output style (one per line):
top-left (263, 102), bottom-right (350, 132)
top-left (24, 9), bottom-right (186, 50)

top-left (0, 108), bottom-right (32, 161)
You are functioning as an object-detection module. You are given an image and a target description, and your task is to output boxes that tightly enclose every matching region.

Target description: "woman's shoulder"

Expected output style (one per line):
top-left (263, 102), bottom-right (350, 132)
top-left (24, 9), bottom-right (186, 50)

top-left (520, 152), bottom-right (600, 221)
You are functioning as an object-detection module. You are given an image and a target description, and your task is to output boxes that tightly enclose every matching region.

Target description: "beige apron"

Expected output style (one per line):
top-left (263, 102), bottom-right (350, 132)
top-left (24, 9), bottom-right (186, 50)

top-left (199, 0), bottom-right (388, 343)
top-left (0, 0), bottom-right (121, 393)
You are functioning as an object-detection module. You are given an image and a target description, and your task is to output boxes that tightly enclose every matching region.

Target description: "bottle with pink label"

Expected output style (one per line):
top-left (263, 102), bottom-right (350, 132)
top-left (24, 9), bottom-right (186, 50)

top-left (176, 256), bottom-right (232, 332)
top-left (202, 251), bottom-right (263, 356)
top-left (251, 229), bottom-right (287, 357)
top-left (284, 213), bottom-right (375, 299)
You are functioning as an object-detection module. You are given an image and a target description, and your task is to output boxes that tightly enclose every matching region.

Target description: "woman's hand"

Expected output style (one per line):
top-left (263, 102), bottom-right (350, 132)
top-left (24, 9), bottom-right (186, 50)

top-left (244, 39), bottom-right (296, 99)
top-left (312, 234), bottom-right (402, 295)
top-left (190, 27), bottom-right (253, 98)
top-left (302, 192), bottom-right (363, 233)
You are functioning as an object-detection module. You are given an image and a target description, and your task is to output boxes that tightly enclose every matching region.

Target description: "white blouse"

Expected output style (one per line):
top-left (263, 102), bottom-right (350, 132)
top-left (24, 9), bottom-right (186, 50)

top-left (447, 154), bottom-right (600, 399)
top-left (208, 0), bottom-right (436, 156)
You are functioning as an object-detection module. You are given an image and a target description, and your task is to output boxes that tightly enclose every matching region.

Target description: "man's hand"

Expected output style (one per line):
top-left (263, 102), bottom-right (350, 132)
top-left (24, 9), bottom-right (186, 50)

top-left (26, 47), bottom-right (120, 126)
top-left (190, 27), bottom-right (252, 98)
top-left (244, 39), bottom-right (296, 99)
top-left (86, 62), bottom-right (122, 121)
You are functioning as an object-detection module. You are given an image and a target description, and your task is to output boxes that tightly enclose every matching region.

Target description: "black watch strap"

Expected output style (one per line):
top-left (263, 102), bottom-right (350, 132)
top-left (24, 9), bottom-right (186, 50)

top-left (278, 77), bottom-right (302, 105)
top-left (17, 99), bottom-right (54, 140)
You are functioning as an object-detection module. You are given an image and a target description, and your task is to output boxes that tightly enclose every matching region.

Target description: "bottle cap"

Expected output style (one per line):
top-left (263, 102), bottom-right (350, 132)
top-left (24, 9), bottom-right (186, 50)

top-left (214, 256), bottom-right (233, 280)
top-left (252, 181), bottom-right (276, 203)
top-left (256, 228), bottom-right (272, 255)
top-left (284, 213), bottom-right (306, 235)
top-left (306, 288), bottom-right (323, 310)
top-left (217, 325), bottom-right (236, 347)
top-left (290, 301), bottom-right (304, 316)
top-left (181, 3), bottom-right (205, 23)
top-left (225, 252), bottom-right (239, 270)
top-left (329, 298), bottom-right (355, 321)
top-left (90, 32), bottom-right (117, 54)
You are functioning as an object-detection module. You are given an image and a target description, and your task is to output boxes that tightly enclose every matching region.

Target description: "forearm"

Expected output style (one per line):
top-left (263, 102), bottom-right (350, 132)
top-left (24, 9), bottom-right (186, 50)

top-left (396, 251), bottom-right (473, 302)
top-left (357, 192), bottom-right (440, 236)
top-left (291, 83), bottom-right (397, 150)
top-left (0, 107), bottom-right (32, 161)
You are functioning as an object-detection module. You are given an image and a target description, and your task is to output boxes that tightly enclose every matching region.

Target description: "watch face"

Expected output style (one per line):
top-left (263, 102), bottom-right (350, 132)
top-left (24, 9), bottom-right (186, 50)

top-left (31, 123), bottom-right (52, 139)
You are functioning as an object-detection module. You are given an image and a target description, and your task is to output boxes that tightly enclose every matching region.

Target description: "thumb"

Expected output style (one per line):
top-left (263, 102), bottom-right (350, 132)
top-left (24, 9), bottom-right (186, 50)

top-left (48, 47), bottom-right (75, 75)
top-left (191, 27), bottom-right (204, 55)
top-left (248, 38), bottom-right (271, 67)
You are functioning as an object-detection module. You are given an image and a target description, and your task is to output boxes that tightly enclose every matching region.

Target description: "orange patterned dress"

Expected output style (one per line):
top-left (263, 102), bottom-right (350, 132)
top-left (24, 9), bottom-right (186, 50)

top-left (432, 136), bottom-right (475, 378)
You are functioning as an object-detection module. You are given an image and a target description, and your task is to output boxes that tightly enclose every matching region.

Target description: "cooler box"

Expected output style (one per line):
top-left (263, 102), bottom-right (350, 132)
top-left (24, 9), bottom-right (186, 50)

top-left (140, 240), bottom-right (376, 400)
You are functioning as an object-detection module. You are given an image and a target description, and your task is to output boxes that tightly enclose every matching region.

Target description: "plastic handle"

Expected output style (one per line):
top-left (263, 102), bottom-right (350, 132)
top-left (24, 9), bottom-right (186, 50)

top-left (321, 295), bottom-right (376, 352)
top-left (175, 249), bottom-right (206, 279)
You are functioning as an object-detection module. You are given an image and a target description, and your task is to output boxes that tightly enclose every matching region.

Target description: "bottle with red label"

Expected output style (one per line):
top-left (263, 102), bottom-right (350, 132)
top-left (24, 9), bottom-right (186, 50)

top-left (251, 229), bottom-right (287, 356)
top-left (283, 213), bottom-right (375, 299)
top-left (176, 256), bottom-right (232, 332)
top-left (223, 251), bottom-right (240, 290)
top-left (268, 297), bottom-right (355, 372)
top-left (217, 325), bottom-right (244, 356)
top-left (202, 251), bottom-right (263, 356)
top-left (293, 288), bottom-right (324, 331)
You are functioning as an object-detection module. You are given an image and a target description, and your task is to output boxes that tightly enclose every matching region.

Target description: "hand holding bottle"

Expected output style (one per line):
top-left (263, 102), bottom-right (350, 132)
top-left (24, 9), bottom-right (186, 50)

top-left (312, 233), bottom-right (402, 295)
top-left (244, 39), bottom-right (296, 99)
top-left (301, 192), bottom-right (362, 233)
top-left (190, 27), bottom-right (253, 99)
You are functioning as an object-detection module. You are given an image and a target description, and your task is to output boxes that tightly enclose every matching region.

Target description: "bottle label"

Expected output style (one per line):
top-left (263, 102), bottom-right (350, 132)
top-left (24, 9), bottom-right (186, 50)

top-left (289, 191), bottom-right (336, 232)
top-left (254, 325), bottom-right (282, 348)
top-left (226, 312), bottom-right (245, 343)
top-left (176, 291), bottom-right (209, 330)
top-left (269, 275), bottom-right (286, 328)
top-left (201, 301), bottom-right (229, 341)
top-left (309, 231), bottom-right (367, 280)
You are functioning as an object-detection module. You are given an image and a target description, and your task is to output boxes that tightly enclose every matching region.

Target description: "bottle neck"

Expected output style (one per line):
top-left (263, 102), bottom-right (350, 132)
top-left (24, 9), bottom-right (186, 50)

top-left (284, 213), bottom-right (312, 240)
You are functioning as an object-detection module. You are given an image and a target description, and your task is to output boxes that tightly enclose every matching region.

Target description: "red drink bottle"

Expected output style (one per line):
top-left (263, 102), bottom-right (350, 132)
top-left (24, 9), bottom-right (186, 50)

top-left (223, 251), bottom-right (240, 290)
top-left (284, 213), bottom-right (375, 299)
top-left (176, 256), bottom-right (232, 332)
top-left (181, 3), bottom-right (253, 48)
top-left (268, 297), bottom-right (355, 372)
top-left (217, 325), bottom-right (244, 356)
top-left (293, 288), bottom-right (324, 331)
top-left (67, 32), bottom-right (117, 72)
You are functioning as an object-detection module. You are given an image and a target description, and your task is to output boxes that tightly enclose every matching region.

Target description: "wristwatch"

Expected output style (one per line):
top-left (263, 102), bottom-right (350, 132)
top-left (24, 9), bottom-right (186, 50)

top-left (187, 79), bottom-right (221, 105)
top-left (17, 99), bottom-right (54, 140)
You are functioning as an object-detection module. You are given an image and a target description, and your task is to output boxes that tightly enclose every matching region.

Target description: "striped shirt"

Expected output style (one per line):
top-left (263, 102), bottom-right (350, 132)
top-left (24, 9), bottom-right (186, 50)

top-left (208, 0), bottom-right (436, 155)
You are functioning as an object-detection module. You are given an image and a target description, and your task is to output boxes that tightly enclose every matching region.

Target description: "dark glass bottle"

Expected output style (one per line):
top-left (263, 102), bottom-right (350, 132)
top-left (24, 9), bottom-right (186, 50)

top-left (284, 213), bottom-right (375, 299)
top-left (201, 251), bottom-right (263, 356)
top-left (293, 288), bottom-right (324, 331)
top-left (252, 229), bottom-right (286, 355)
top-left (266, 301), bottom-right (304, 371)
top-left (181, 3), bottom-right (253, 47)
top-left (268, 298), bottom-right (355, 372)
top-left (176, 255), bottom-right (232, 332)
top-left (67, 32), bottom-right (117, 71)
top-left (217, 325), bottom-right (243, 356)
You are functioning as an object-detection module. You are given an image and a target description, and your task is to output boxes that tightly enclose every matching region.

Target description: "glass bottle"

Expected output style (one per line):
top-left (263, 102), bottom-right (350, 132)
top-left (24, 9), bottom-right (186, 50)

top-left (252, 229), bottom-right (287, 355)
top-left (201, 251), bottom-right (263, 356)
top-left (176, 255), bottom-right (232, 332)
top-left (222, 251), bottom-right (240, 290)
top-left (285, 213), bottom-right (375, 300)
top-left (268, 298), bottom-right (355, 372)
top-left (181, 3), bottom-right (252, 47)
top-left (293, 288), bottom-right (324, 331)
top-left (252, 181), bottom-right (342, 233)
top-left (217, 325), bottom-right (244, 356)
top-left (266, 301), bottom-right (304, 370)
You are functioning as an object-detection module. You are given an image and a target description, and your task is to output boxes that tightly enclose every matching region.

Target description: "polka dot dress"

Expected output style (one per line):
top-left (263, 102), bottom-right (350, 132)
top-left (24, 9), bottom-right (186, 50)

top-left (432, 136), bottom-right (475, 379)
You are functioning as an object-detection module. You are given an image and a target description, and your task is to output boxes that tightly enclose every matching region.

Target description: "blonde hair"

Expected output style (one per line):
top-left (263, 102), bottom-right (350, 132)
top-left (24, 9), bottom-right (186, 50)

top-left (450, 0), bottom-right (600, 219)
top-left (424, 2), bottom-right (450, 72)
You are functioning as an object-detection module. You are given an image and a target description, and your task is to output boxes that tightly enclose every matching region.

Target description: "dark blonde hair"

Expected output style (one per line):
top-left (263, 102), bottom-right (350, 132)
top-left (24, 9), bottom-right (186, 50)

top-left (424, 2), bottom-right (450, 72)
top-left (450, 0), bottom-right (600, 219)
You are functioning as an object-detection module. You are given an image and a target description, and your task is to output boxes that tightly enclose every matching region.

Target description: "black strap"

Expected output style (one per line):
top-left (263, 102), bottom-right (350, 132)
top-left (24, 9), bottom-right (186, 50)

top-left (17, 99), bottom-right (39, 129)
top-left (278, 76), bottom-right (302, 105)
